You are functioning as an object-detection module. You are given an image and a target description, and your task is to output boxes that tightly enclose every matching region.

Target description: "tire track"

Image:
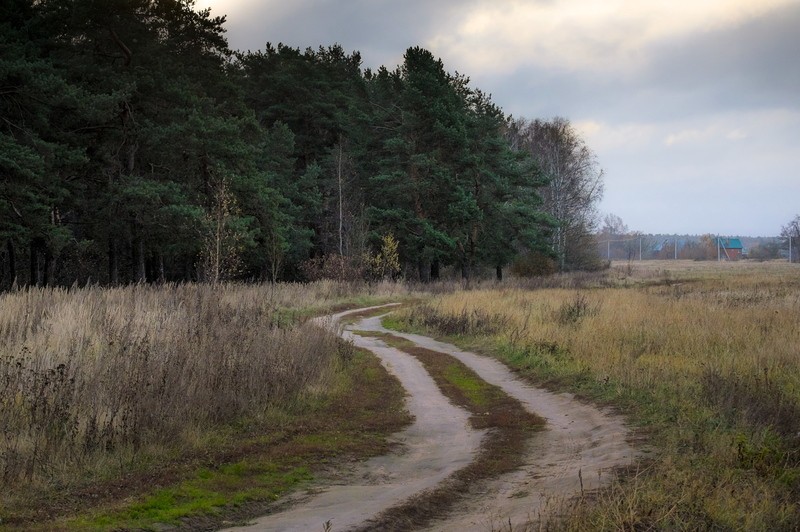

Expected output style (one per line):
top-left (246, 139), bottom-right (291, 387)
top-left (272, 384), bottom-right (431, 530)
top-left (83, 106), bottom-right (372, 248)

top-left (355, 314), bottom-right (638, 530)
top-left (223, 306), bottom-right (484, 531)
top-left (224, 304), bottom-right (638, 531)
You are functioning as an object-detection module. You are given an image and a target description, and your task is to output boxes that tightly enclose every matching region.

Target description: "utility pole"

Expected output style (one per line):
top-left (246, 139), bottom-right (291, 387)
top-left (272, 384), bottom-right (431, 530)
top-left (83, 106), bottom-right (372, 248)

top-left (639, 237), bottom-right (642, 261)
top-left (674, 238), bottom-right (678, 260)
top-left (607, 240), bottom-right (610, 261)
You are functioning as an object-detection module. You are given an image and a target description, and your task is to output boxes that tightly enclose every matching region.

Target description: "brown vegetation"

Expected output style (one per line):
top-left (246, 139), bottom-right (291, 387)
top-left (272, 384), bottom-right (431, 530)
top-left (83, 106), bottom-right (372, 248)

top-left (0, 281), bottom-right (411, 528)
top-left (0, 284), bottom-right (331, 485)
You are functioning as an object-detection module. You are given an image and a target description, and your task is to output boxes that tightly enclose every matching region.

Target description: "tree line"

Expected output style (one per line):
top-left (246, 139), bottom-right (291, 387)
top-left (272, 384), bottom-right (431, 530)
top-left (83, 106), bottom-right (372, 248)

top-left (0, 0), bottom-right (604, 288)
top-left (595, 213), bottom-right (800, 262)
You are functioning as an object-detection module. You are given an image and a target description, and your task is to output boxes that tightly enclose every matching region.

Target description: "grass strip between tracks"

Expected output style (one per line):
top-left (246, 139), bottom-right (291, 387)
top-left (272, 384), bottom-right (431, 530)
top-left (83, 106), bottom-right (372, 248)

top-left (351, 330), bottom-right (545, 530)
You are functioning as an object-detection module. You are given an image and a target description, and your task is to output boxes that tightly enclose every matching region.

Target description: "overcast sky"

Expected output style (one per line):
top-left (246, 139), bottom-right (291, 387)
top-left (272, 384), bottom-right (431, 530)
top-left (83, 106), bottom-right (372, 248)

top-left (196, 0), bottom-right (799, 236)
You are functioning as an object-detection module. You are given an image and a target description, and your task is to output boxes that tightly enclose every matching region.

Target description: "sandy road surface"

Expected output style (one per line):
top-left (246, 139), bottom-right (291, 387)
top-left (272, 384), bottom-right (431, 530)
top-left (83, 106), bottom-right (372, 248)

top-left (223, 306), bottom-right (484, 531)
top-left (356, 314), bottom-right (638, 530)
top-left (224, 305), bottom-right (638, 531)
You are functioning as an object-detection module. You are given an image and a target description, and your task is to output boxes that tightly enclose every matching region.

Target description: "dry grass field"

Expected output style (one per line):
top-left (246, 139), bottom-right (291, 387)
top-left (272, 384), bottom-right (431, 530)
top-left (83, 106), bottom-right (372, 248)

top-left (4, 262), bottom-right (799, 529)
top-left (0, 280), bottom-right (411, 528)
top-left (396, 260), bottom-right (800, 529)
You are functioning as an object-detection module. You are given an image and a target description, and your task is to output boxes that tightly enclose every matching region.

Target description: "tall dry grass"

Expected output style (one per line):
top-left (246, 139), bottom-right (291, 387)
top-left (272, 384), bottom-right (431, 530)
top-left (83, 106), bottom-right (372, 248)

top-left (0, 280), bottom-right (410, 491)
top-left (400, 261), bottom-right (800, 528)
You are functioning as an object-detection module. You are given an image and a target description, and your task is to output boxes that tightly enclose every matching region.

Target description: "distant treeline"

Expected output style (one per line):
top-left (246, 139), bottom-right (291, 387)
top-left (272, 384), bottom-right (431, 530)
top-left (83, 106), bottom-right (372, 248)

top-left (0, 0), bottom-right (603, 288)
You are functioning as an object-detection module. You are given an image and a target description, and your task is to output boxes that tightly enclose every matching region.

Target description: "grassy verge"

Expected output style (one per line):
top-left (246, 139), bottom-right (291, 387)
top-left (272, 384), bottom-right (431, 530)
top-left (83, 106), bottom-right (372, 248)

top-left (16, 346), bottom-right (411, 531)
top-left (390, 262), bottom-right (800, 529)
top-left (352, 330), bottom-right (544, 529)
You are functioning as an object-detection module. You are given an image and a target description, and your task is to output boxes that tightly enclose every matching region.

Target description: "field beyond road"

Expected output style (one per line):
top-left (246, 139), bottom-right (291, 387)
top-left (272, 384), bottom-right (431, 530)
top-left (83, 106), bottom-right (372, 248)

top-left (392, 260), bottom-right (800, 529)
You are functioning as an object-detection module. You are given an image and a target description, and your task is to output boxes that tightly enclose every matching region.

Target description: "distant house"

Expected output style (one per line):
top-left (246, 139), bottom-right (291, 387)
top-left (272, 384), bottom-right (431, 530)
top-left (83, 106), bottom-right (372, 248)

top-left (719, 238), bottom-right (744, 261)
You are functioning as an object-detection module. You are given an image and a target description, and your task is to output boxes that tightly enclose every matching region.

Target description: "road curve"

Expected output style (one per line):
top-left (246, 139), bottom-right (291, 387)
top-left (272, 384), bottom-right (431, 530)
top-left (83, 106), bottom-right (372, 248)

top-left (223, 304), bottom-right (638, 531)
top-left (356, 314), bottom-right (638, 530)
top-left (223, 305), bottom-right (484, 531)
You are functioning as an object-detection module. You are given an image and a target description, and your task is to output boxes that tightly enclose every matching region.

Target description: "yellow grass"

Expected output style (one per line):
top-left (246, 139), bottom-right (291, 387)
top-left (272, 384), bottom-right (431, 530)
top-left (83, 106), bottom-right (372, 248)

top-left (425, 261), bottom-right (800, 396)
top-left (400, 260), bottom-right (800, 529)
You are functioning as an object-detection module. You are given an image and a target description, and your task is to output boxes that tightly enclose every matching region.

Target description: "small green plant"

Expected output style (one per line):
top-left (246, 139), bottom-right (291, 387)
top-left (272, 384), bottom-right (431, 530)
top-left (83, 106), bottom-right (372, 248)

top-left (555, 291), bottom-right (597, 325)
top-left (366, 233), bottom-right (401, 281)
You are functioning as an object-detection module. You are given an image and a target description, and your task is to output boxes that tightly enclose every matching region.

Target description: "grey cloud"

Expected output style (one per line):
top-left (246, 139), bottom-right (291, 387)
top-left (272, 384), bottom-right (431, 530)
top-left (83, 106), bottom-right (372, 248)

top-left (223, 0), bottom-right (485, 68)
top-left (642, 2), bottom-right (800, 113)
top-left (486, 3), bottom-right (800, 124)
top-left (219, 1), bottom-right (799, 122)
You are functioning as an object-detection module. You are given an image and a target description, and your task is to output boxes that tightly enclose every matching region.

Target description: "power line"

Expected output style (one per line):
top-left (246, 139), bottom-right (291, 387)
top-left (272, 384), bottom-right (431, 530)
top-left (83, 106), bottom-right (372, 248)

top-left (597, 236), bottom-right (644, 261)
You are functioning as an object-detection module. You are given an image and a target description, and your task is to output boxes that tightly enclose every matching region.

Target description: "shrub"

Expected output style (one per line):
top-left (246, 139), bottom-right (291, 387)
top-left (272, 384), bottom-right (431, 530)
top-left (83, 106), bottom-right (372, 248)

top-left (509, 251), bottom-right (558, 277)
top-left (366, 234), bottom-right (401, 281)
top-left (300, 254), bottom-right (365, 282)
top-left (555, 291), bottom-right (599, 325)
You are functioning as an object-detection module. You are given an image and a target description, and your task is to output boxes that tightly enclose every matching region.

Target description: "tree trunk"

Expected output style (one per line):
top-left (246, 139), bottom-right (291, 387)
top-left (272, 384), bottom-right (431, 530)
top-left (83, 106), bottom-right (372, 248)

top-left (108, 238), bottom-right (119, 285)
top-left (157, 253), bottom-right (165, 283)
top-left (430, 259), bottom-right (440, 281)
top-left (7, 241), bottom-right (16, 286)
top-left (184, 258), bottom-right (193, 282)
top-left (417, 260), bottom-right (426, 282)
top-left (135, 236), bottom-right (146, 283)
top-left (337, 141), bottom-right (343, 256)
top-left (43, 245), bottom-right (54, 286)
top-left (212, 208), bottom-right (222, 283)
top-left (29, 239), bottom-right (40, 286)
top-left (268, 230), bottom-right (283, 282)
top-left (496, 265), bottom-right (503, 281)
top-left (29, 240), bottom-right (35, 286)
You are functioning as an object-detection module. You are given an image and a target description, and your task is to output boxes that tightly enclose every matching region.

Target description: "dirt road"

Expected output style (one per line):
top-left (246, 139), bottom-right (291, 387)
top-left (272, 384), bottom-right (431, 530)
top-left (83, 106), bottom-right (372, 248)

top-left (224, 305), bottom-right (637, 531)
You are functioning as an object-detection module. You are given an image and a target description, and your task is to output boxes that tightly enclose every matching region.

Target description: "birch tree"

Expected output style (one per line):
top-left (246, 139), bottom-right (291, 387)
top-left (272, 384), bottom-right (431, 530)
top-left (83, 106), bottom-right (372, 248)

top-left (509, 117), bottom-right (604, 270)
top-left (782, 215), bottom-right (800, 263)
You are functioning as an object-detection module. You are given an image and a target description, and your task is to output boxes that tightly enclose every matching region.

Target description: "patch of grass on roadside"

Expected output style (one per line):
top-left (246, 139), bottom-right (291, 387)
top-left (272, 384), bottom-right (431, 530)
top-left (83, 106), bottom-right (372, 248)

top-left (380, 312), bottom-right (417, 333)
top-left (335, 299), bottom-right (428, 326)
top-left (355, 331), bottom-right (544, 529)
top-left (338, 304), bottom-right (403, 325)
top-left (70, 464), bottom-right (313, 530)
top-left (32, 348), bottom-right (411, 531)
top-left (350, 329), bottom-right (414, 348)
